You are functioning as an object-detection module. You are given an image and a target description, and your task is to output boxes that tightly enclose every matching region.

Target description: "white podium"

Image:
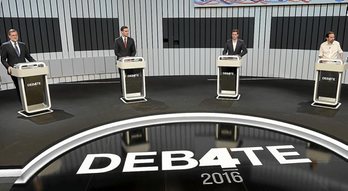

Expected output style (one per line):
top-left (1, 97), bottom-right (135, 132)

top-left (216, 55), bottom-right (241, 100)
top-left (12, 62), bottom-right (53, 117)
top-left (312, 59), bottom-right (348, 109)
top-left (117, 57), bottom-right (147, 103)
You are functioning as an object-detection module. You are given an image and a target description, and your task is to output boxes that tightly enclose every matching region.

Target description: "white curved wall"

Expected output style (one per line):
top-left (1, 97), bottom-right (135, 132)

top-left (0, 0), bottom-right (347, 90)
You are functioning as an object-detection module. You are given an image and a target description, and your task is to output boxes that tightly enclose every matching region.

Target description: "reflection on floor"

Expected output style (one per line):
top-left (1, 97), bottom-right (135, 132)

top-left (10, 123), bottom-right (348, 191)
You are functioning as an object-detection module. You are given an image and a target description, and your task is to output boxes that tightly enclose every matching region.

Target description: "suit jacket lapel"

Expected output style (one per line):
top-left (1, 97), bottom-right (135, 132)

top-left (118, 37), bottom-right (124, 48)
top-left (231, 40), bottom-right (234, 53)
top-left (235, 40), bottom-right (240, 53)
top-left (119, 37), bottom-right (127, 48)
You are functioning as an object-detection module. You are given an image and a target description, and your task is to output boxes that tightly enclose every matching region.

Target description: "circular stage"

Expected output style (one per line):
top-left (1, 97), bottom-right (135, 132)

top-left (0, 76), bottom-right (347, 191)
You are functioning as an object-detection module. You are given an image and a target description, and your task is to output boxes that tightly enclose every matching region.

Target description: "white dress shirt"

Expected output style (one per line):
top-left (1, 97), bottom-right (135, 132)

top-left (319, 40), bottom-right (343, 60)
top-left (232, 40), bottom-right (237, 51)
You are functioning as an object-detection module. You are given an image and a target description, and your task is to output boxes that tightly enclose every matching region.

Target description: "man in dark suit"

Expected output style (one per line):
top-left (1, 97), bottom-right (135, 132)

top-left (114, 26), bottom-right (136, 60)
top-left (223, 29), bottom-right (248, 57)
top-left (222, 29), bottom-right (248, 75)
top-left (1, 29), bottom-right (36, 101)
top-left (220, 29), bottom-right (247, 91)
top-left (114, 26), bottom-right (136, 93)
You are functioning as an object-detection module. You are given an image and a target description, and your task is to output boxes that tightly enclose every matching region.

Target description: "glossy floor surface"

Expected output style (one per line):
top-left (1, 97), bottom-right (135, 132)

top-left (0, 76), bottom-right (347, 190)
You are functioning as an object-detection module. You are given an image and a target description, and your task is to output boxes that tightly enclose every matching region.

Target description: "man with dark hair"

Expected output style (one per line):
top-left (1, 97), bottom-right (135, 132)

top-left (223, 29), bottom-right (248, 57)
top-left (319, 31), bottom-right (343, 60)
top-left (114, 26), bottom-right (136, 60)
top-left (221, 29), bottom-right (248, 84)
top-left (114, 26), bottom-right (136, 93)
top-left (1, 29), bottom-right (36, 101)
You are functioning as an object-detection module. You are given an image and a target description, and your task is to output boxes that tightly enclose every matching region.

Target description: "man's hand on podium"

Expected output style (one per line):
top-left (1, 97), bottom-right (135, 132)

top-left (7, 66), bottom-right (13, 75)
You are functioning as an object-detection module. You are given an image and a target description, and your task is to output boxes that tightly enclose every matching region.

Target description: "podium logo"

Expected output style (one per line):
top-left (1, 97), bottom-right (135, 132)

top-left (222, 72), bottom-right (235, 75)
top-left (126, 74), bottom-right (141, 78)
top-left (27, 82), bottom-right (41, 87)
top-left (321, 76), bottom-right (336, 81)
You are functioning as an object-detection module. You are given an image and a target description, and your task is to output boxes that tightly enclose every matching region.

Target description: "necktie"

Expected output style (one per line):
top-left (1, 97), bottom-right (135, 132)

top-left (14, 42), bottom-right (20, 56)
top-left (124, 38), bottom-right (127, 48)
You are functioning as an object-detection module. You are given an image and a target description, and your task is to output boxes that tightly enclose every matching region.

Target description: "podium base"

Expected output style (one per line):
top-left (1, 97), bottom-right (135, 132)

top-left (120, 97), bottom-right (147, 104)
top-left (216, 94), bottom-right (240, 101)
top-left (311, 102), bottom-right (341, 110)
top-left (18, 109), bottom-right (54, 118)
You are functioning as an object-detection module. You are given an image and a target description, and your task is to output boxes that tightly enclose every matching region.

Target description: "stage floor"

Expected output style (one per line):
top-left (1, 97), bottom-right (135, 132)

top-left (0, 76), bottom-right (347, 190)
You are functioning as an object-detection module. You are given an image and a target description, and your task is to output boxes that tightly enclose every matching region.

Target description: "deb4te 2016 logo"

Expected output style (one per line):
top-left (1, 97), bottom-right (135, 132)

top-left (76, 144), bottom-right (311, 184)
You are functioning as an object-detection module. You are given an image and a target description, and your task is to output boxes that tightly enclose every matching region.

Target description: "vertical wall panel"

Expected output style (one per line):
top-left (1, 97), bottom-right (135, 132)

top-left (162, 0), bottom-right (168, 75)
top-left (257, 7), bottom-right (265, 77)
top-left (149, 0), bottom-right (157, 76)
top-left (146, 0), bottom-right (154, 76)
top-left (287, 7), bottom-right (296, 79)
top-left (297, 6), bottom-right (310, 79)
top-left (37, 0), bottom-right (49, 60)
top-left (168, 0), bottom-right (174, 75)
top-left (295, 6), bottom-right (305, 79)
top-left (263, 7), bottom-right (272, 77)
top-left (139, 0), bottom-right (148, 75)
top-left (248, 7), bottom-right (255, 76)
top-left (87, 0), bottom-right (96, 60)
top-left (155, 0), bottom-right (163, 76)
top-left (0, 0), bottom-right (11, 85)
top-left (204, 8), bottom-right (211, 76)
top-left (19, 0), bottom-right (36, 61)
top-left (253, 7), bottom-right (260, 77)
top-left (0, 4), bottom-right (6, 44)
top-left (280, 6), bottom-right (289, 78)
top-left (95, 0), bottom-right (106, 74)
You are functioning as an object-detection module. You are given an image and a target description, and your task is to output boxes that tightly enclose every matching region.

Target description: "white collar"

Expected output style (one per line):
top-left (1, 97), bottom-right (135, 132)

top-left (326, 41), bottom-right (335, 45)
top-left (11, 41), bottom-right (18, 45)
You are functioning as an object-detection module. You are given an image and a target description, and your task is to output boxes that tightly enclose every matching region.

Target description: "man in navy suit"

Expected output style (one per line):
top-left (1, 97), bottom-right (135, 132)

top-left (1, 29), bottom-right (36, 101)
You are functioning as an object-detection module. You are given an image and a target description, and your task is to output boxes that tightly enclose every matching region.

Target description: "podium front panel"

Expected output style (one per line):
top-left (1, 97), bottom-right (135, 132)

top-left (23, 75), bottom-right (46, 106)
top-left (125, 69), bottom-right (143, 94)
top-left (317, 71), bottom-right (339, 100)
top-left (220, 67), bottom-right (237, 92)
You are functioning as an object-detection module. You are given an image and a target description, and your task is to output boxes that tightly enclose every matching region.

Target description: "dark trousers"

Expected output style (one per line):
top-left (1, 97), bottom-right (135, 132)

top-left (11, 75), bottom-right (22, 103)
